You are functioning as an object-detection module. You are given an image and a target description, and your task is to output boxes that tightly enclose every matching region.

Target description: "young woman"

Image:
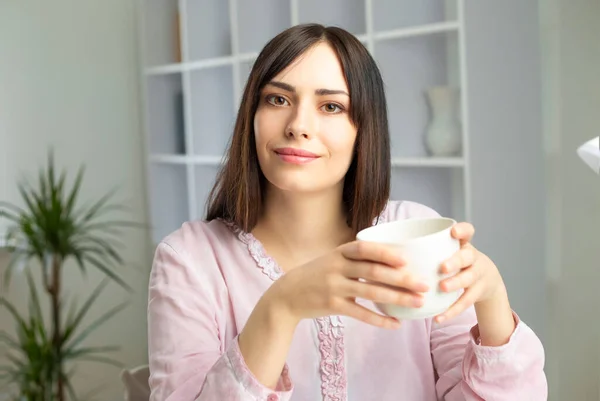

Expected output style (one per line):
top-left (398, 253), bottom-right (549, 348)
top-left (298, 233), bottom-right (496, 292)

top-left (147, 24), bottom-right (547, 401)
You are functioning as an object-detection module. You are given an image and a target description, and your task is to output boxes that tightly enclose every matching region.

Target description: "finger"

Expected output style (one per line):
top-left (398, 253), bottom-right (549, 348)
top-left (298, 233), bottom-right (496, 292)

top-left (434, 287), bottom-right (480, 323)
top-left (441, 245), bottom-right (478, 274)
top-left (343, 261), bottom-right (430, 292)
top-left (451, 222), bottom-right (475, 245)
top-left (439, 265), bottom-right (479, 293)
top-left (345, 280), bottom-right (425, 308)
top-left (342, 240), bottom-right (404, 267)
top-left (340, 299), bottom-right (402, 330)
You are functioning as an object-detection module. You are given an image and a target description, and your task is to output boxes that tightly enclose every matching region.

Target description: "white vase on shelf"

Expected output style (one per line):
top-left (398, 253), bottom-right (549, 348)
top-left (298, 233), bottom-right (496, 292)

top-left (424, 86), bottom-right (462, 157)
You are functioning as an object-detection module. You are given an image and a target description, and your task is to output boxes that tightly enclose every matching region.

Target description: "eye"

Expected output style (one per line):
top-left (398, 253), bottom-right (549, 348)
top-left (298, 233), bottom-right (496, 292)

top-left (266, 95), bottom-right (289, 106)
top-left (321, 103), bottom-right (344, 114)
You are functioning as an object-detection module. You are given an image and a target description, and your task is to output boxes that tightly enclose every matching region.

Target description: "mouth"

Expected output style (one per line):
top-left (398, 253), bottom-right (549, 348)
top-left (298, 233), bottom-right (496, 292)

top-left (274, 147), bottom-right (320, 164)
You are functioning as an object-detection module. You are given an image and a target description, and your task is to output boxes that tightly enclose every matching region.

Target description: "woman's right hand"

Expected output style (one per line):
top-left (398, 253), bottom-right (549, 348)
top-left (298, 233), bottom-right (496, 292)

top-left (268, 240), bottom-right (430, 329)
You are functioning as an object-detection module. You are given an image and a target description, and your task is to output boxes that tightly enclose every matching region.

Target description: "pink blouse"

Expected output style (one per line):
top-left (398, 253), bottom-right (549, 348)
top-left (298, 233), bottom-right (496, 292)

top-left (147, 200), bottom-right (547, 401)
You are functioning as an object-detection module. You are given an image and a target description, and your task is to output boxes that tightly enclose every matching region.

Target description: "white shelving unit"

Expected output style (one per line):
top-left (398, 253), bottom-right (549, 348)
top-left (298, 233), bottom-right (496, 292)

top-left (138, 0), bottom-right (471, 244)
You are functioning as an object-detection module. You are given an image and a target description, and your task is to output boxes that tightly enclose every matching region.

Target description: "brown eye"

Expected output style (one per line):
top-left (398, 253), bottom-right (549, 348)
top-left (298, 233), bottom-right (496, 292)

top-left (321, 103), bottom-right (343, 113)
top-left (267, 95), bottom-right (289, 106)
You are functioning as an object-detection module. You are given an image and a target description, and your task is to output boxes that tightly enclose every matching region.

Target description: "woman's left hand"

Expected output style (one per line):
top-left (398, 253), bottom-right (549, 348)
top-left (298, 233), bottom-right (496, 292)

top-left (434, 222), bottom-right (507, 323)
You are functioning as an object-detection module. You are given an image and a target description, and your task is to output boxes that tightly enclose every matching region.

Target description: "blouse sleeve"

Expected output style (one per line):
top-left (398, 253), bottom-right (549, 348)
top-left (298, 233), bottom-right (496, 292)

top-left (430, 306), bottom-right (547, 400)
top-left (391, 201), bottom-right (547, 400)
top-left (148, 239), bottom-right (294, 401)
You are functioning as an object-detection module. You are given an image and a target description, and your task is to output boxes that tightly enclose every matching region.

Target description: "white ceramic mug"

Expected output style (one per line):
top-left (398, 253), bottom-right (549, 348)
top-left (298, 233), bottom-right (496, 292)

top-left (356, 217), bottom-right (461, 320)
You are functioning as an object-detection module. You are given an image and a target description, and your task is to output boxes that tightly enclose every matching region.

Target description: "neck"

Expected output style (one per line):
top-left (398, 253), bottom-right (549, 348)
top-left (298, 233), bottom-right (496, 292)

top-left (253, 184), bottom-right (353, 263)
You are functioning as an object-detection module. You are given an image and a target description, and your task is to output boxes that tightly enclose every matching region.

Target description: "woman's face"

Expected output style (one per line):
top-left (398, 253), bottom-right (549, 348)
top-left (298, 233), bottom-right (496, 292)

top-left (254, 42), bottom-right (357, 195)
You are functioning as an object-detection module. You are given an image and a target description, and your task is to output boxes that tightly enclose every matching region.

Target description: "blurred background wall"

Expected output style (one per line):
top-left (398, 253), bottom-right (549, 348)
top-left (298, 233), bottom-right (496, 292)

top-left (0, 1), bottom-right (598, 400)
top-left (0, 1), bottom-right (152, 399)
top-left (540, 0), bottom-right (600, 399)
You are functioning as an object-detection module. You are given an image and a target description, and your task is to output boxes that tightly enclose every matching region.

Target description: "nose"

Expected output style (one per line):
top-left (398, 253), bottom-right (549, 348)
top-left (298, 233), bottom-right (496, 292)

top-left (285, 102), bottom-right (316, 139)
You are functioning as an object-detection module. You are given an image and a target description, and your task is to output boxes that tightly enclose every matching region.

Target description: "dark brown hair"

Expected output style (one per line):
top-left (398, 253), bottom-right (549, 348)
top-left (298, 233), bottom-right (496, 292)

top-left (205, 23), bottom-right (390, 234)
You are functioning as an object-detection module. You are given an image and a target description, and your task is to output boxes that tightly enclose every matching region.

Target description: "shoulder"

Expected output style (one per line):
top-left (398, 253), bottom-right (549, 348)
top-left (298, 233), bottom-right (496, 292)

top-left (158, 218), bottom-right (236, 257)
top-left (380, 200), bottom-right (441, 223)
top-left (148, 219), bottom-right (245, 307)
top-left (151, 219), bottom-right (240, 279)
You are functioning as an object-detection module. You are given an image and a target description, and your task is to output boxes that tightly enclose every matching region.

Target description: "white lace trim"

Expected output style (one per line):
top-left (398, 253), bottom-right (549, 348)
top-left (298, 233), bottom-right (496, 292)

top-left (220, 202), bottom-right (389, 401)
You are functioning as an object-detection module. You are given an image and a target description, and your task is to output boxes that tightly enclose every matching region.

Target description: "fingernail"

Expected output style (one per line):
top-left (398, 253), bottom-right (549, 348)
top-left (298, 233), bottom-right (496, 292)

top-left (417, 282), bottom-right (430, 292)
top-left (412, 296), bottom-right (424, 307)
top-left (436, 315), bottom-right (446, 323)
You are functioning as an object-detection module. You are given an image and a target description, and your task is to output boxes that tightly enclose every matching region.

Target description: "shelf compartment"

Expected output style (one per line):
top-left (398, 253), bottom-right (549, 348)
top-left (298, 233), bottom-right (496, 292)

top-left (239, 59), bottom-right (255, 86)
top-left (238, 58), bottom-right (256, 105)
top-left (148, 164), bottom-right (189, 243)
top-left (142, 19), bottom-right (460, 76)
top-left (390, 167), bottom-right (462, 220)
top-left (237, 0), bottom-right (291, 54)
top-left (190, 65), bottom-right (235, 157)
top-left (390, 157), bottom-right (463, 167)
top-left (145, 73), bottom-right (186, 155)
top-left (375, 30), bottom-right (460, 158)
top-left (374, 21), bottom-right (459, 42)
top-left (298, 0), bottom-right (366, 36)
top-left (372, 0), bottom-right (457, 32)
top-left (145, 54), bottom-right (250, 76)
top-left (186, 0), bottom-right (232, 61)
top-left (195, 165), bottom-right (221, 220)
top-left (142, 0), bottom-right (181, 67)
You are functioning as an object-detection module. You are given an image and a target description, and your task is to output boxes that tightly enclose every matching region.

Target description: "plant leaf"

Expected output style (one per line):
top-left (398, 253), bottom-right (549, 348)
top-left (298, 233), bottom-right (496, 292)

top-left (74, 355), bottom-right (123, 368)
top-left (77, 243), bottom-right (123, 266)
top-left (2, 252), bottom-right (27, 290)
top-left (0, 298), bottom-right (27, 328)
top-left (61, 279), bottom-right (109, 344)
top-left (63, 345), bottom-right (120, 360)
top-left (0, 331), bottom-right (22, 352)
top-left (25, 270), bottom-right (43, 324)
top-left (72, 249), bottom-right (88, 276)
top-left (82, 255), bottom-right (131, 290)
top-left (0, 200), bottom-right (25, 214)
top-left (62, 371), bottom-right (79, 401)
top-left (65, 302), bottom-right (128, 350)
top-left (65, 166), bottom-right (85, 218)
top-left (77, 189), bottom-right (118, 224)
top-left (82, 220), bottom-right (147, 232)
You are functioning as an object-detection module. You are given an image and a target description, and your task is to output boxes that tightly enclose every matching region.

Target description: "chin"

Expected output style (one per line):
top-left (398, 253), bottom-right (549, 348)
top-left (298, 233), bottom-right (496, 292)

top-left (264, 170), bottom-right (344, 195)
top-left (268, 176), bottom-right (326, 194)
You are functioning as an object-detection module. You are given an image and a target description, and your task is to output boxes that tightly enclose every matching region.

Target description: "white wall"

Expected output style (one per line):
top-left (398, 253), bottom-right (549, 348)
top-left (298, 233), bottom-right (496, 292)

top-left (0, 1), bottom-right (151, 399)
top-left (540, 0), bottom-right (600, 400)
top-left (464, 1), bottom-right (546, 339)
top-left (2, 1), bottom-right (598, 400)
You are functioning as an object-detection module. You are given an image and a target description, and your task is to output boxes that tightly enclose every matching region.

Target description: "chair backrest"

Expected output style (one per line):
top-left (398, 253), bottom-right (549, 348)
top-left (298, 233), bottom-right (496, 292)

top-left (121, 365), bottom-right (150, 401)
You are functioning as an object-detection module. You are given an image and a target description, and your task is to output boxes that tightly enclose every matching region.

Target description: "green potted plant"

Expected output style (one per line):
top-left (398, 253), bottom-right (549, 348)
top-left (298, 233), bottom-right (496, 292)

top-left (0, 152), bottom-right (140, 401)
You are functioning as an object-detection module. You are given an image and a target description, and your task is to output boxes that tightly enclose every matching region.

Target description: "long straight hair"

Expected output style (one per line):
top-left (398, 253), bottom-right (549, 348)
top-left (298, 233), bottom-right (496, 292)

top-left (206, 24), bottom-right (390, 234)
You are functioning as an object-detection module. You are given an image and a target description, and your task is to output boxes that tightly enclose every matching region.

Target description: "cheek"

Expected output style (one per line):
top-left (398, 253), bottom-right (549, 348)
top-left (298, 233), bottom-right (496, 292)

top-left (254, 108), bottom-right (284, 148)
top-left (253, 110), bottom-right (264, 140)
top-left (323, 119), bottom-right (357, 158)
top-left (253, 111), bottom-right (270, 153)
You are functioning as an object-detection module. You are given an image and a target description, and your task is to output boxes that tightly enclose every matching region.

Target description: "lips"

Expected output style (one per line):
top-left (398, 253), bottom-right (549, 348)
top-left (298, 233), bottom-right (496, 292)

top-left (274, 147), bottom-right (320, 164)
top-left (274, 147), bottom-right (319, 157)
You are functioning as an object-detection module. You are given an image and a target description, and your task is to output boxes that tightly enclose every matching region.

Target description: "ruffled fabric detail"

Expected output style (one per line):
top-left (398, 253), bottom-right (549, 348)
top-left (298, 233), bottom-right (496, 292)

top-left (227, 337), bottom-right (294, 397)
top-left (315, 316), bottom-right (347, 401)
top-left (221, 203), bottom-right (389, 400)
top-left (221, 220), bottom-right (283, 281)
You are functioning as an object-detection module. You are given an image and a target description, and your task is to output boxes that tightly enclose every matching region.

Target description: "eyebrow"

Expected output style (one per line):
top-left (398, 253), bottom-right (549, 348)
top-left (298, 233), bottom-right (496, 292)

top-left (266, 80), bottom-right (349, 97)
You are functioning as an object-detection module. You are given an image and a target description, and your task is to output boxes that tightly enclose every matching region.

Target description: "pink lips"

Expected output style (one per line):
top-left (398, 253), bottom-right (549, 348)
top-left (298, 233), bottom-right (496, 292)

top-left (274, 147), bottom-right (320, 164)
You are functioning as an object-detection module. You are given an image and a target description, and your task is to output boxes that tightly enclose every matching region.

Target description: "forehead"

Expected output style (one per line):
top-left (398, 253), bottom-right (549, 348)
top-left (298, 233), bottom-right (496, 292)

top-left (272, 42), bottom-right (348, 91)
